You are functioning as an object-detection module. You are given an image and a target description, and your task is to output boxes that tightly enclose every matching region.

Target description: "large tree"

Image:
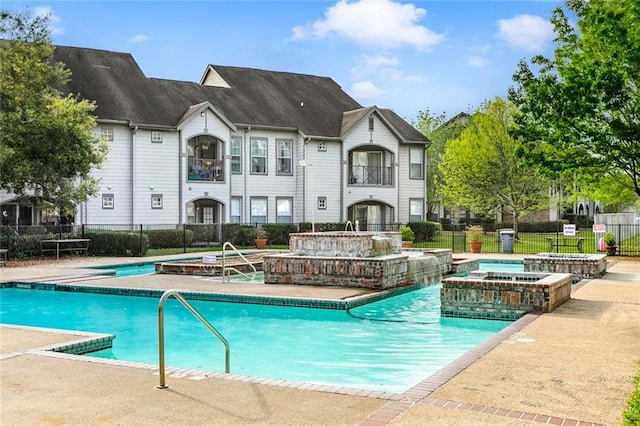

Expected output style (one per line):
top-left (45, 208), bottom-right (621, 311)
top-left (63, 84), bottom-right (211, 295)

top-left (0, 10), bottom-right (108, 213)
top-left (509, 0), bottom-right (640, 204)
top-left (438, 98), bottom-right (549, 234)
top-left (413, 109), bottom-right (469, 221)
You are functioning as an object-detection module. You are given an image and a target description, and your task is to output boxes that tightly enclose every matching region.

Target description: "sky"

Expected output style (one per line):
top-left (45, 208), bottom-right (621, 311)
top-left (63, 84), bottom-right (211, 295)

top-left (4, 0), bottom-right (563, 123)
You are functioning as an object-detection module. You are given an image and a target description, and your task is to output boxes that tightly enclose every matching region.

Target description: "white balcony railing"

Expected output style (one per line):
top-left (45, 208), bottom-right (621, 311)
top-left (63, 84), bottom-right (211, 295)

top-left (188, 159), bottom-right (224, 182)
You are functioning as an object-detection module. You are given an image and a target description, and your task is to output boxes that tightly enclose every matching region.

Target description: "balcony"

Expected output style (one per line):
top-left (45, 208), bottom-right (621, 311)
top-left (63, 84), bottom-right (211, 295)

top-left (188, 159), bottom-right (224, 182)
top-left (349, 165), bottom-right (393, 186)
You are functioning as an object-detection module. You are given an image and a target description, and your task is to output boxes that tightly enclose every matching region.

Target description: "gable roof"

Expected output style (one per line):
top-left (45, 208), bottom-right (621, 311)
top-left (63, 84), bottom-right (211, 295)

top-left (53, 45), bottom-right (429, 144)
top-left (341, 106), bottom-right (430, 145)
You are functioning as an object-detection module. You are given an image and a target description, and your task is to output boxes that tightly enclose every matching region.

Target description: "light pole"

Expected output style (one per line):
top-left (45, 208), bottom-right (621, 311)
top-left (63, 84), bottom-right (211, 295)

top-left (299, 159), bottom-right (315, 232)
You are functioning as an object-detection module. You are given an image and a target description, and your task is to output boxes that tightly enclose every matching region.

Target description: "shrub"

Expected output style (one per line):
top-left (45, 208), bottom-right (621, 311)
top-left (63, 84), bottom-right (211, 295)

top-left (604, 232), bottom-right (616, 247)
top-left (399, 226), bottom-right (415, 241)
top-left (221, 224), bottom-right (256, 246)
top-left (262, 223), bottom-right (298, 245)
top-left (4, 234), bottom-right (41, 259)
top-left (623, 371), bottom-right (640, 425)
top-left (186, 224), bottom-right (217, 244)
top-left (408, 221), bottom-right (441, 242)
top-left (146, 228), bottom-right (194, 249)
top-left (85, 231), bottom-right (148, 256)
top-left (465, 225), bottom-right (484, 242)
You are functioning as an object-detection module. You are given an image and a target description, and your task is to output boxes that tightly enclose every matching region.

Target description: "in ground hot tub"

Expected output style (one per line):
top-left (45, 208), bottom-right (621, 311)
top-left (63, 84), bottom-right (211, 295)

top-left (441, 271), bottom-right (572, 320)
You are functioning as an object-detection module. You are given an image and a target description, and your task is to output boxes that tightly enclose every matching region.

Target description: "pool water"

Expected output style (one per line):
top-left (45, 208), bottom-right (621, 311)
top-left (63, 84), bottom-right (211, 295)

top-left (0, 286), bottom-right (510, 393)
top-left (478, 261), bottom-right (524, 272)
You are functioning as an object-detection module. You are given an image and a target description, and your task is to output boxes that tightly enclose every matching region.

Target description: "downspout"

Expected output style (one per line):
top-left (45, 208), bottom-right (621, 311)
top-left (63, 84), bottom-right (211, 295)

top-left (340, 142), bottom-right (344, 222)
top-left (131, 125), bottom-right (138, 225)
top-left (244, 127), bottom-right (250, 223)
top-left (302, 137), bottom-right (309, 224)
top-left (396, 154), bottom-right (400, 224)
top-left (227, 135), bottom-right (231, 224)
top-left (178, 129), bottom-right (183, 223)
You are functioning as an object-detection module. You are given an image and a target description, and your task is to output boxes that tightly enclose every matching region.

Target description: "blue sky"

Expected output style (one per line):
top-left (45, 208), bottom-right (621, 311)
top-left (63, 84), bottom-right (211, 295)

top-left (4, 0), bottom-right (562, 123)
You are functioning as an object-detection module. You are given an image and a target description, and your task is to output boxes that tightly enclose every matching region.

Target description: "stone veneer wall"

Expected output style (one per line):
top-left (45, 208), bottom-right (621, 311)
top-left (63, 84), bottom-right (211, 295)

top-left (289, 232), bottom-right (401, 257)
top-left (523, 253), bottom-right (607, 283)
top-left (450, 258), bottom-right (480, 275)
top-left (263, 253), bottom-right (411, 289)
top-left (441, 272), bottom-right (572, 320)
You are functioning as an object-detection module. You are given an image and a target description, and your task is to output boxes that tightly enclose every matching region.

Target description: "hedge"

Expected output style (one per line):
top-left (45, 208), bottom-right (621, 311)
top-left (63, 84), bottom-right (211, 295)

top-left (85, 231), bottom-right (148, 256)
top-left (145, 228), bottom-right (194, 249)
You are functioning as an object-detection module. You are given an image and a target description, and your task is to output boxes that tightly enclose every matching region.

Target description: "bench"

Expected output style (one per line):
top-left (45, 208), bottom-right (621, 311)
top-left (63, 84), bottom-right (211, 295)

top-left (545, 237), bottom-right (585, 253)
top-left (40, 239), bottom-right (90, 258)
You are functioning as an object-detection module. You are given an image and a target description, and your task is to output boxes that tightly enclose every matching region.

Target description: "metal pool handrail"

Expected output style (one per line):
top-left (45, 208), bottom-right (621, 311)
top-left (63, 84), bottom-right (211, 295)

top-left (222, 241), bottom-right (257, 282)
top-left (156, 289), bottom-right (230, 389)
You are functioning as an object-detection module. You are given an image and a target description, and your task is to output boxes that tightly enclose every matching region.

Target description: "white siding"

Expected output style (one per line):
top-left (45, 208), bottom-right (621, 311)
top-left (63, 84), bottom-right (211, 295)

top-left (397, 144), bottom-right (426, 223)
top-left (83, 124), bottom-right (133, 224)
top-left (67, 108), bottom-right (426, 227)
top-left (229, 129), bottom-right (299, 223)
top-left (132, 129), bottom-right (180, 224)
top-left (180, 112), bottom-right (232, 222)
top-left (342, 115), bottom-right (401, 221)
top-left (302, 140), bottom-right (342, 223)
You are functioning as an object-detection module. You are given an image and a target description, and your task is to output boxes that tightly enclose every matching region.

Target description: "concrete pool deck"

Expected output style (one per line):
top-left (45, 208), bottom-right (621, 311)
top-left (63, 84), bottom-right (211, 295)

top-left (1, 252), bottom-right (639, 425)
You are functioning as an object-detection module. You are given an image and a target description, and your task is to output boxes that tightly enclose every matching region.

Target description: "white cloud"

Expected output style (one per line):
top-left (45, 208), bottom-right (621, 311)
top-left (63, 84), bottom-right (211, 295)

top-left (34, 6), bottom-right (64, 35)
top-left (496, 14), bottom-right (554, 52)
top-left (350, 80), bottom-right (385, 99)
top-left (128, 34), bottom-right (150, 43)
top-left (350, 54), bottom-right (399, 78)
top-left (290, 0), bottom-right (444, 51)
top-left (350, 54), bottom-right (424, 83)
top-left (468, 55), bottom-right (489, 68)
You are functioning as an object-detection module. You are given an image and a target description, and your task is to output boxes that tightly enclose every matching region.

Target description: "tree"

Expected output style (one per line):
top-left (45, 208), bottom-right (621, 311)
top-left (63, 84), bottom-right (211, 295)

top-left (413, 109), bottom-right (469, 221)
top-left (0, 10), bottom-right (108, 214)
top-left (509, 0), bottom-right (640, 204)
top-left (438, 98), bottom-right (549, 235)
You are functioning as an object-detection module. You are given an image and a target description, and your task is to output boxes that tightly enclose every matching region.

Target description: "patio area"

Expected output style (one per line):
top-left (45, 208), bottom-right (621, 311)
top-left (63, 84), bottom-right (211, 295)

top-left (1, 253), bottom-right (639, 425)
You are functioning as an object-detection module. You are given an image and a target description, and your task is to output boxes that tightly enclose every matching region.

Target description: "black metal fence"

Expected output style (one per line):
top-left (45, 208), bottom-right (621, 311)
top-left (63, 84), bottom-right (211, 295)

top-left (1, 222), bottom-right (639, 259)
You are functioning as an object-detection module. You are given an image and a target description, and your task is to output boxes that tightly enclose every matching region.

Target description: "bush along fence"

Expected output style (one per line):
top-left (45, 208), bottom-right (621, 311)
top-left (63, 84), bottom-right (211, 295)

top-left (1, 221), bottom-right (638, 260)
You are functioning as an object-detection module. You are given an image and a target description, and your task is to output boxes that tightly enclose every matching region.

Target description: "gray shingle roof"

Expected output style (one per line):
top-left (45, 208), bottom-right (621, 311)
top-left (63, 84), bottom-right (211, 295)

top-left (53, 45), bottom-right (429, 143)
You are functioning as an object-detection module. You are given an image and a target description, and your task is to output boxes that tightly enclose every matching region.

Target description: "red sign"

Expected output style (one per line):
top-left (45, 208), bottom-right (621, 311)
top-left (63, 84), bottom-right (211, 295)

top-left (592, 224), bottom-right (606, 233)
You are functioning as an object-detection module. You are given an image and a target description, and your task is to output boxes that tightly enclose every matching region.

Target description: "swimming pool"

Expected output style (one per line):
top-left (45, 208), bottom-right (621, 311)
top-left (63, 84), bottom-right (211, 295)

top-left (0, 286), bottom-right (510, 393)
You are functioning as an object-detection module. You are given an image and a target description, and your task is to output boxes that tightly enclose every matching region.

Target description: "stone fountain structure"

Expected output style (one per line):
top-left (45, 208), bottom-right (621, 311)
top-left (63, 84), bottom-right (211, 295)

top-left (262, 231), bottom-right (444, 289)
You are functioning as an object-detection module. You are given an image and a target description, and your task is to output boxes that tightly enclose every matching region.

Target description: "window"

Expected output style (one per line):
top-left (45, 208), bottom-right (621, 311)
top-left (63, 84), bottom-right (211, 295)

top-left (231, 137), bottom-right (242, 174)
top-left (409, 146), bottom-right (424, 179)
top-left (202, 207), bottom-right (214, 224)
top-left (151, 194), bottom-right (163, 209)
top-left (318, 197), bottom-right (327, 210)
top-left (409, 199), bottom-right (423, 222)
top-left (276, 139), bottom-right (292, 175)
top-left (151, 131), bottom-right (163, 143)
top-left (318, 142), bottom-right (327, 152)
top-left (250, 138), bottom-right (267, 174)
top-left (368, 116), bottom-right (374, 132)
top-left (231, 197), bottom-right (242, 223)
top-left (250, 197), bottom-right (267, 224)
top-left (102, 194), bottom-right (114, 209)
top-left (276, 198), bottom-right (292, 223)
top-left (101, 127), bottom-right (113, 142)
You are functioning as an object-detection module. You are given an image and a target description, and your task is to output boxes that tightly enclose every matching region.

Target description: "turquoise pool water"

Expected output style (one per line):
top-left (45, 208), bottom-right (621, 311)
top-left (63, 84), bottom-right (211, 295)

top-left (0, 286), bottom-right (510, 393)
top-left (478, 261), bottom-right (524, 272)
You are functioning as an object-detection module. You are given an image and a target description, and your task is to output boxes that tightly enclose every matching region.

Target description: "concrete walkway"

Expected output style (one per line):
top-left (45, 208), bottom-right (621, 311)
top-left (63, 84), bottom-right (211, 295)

top-left (1, 253), bottom-right (639, 425)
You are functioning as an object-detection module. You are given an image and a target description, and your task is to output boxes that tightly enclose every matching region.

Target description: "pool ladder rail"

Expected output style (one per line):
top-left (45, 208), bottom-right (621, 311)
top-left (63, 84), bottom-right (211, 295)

top-left (156, 289), bottom-right (230, 389)
top-left (221, 241), bottom-right (257, 282)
